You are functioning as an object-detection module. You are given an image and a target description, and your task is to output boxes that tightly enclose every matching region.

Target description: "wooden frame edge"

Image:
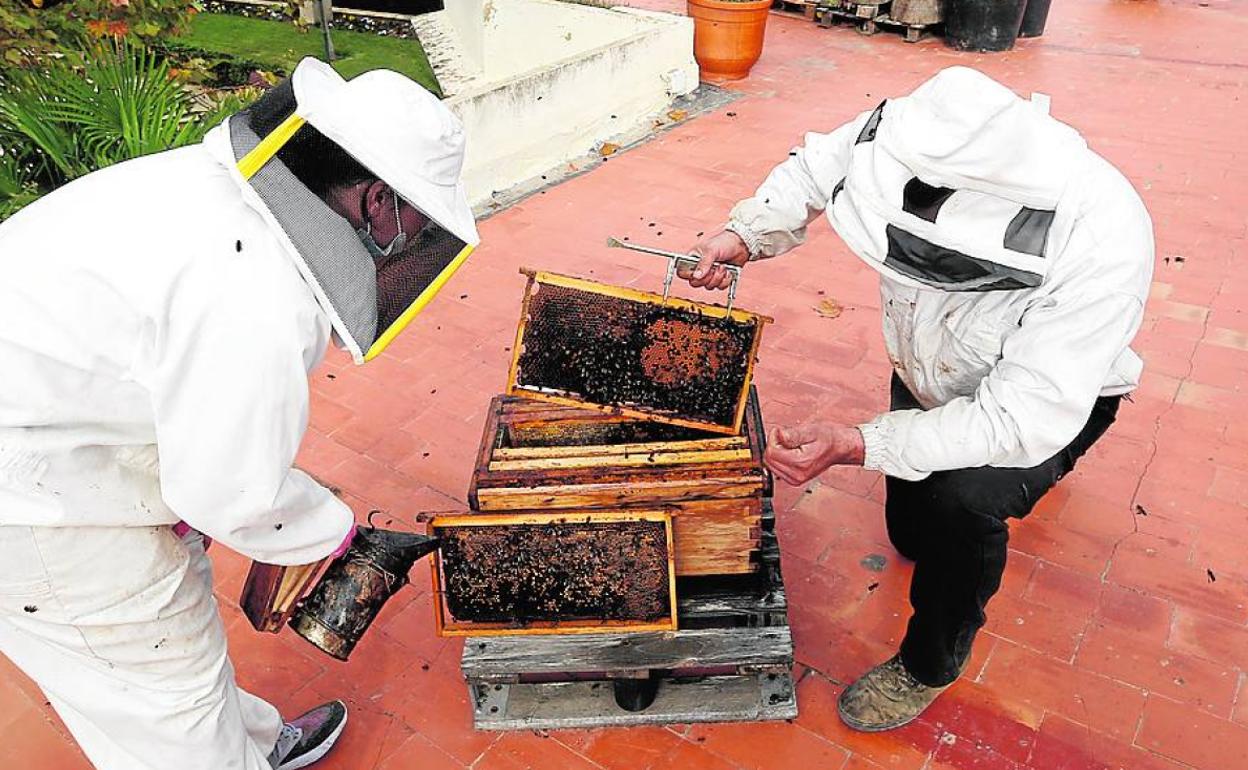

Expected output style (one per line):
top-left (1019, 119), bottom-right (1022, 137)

top-left (508, 389), bottom-right (742, 436)
top-left (532, 270), bottom-right (774, 325)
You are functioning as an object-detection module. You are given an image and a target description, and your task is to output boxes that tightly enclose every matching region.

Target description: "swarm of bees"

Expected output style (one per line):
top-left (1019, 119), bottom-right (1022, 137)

top-left (517, 285), bottom-right (758, 426)
top-left (439, 521), bottom-right (671, 624)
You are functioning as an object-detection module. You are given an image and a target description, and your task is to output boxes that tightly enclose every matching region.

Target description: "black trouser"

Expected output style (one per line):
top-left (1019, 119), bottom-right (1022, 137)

top-left (886, 374), bottom-right (1121, 687)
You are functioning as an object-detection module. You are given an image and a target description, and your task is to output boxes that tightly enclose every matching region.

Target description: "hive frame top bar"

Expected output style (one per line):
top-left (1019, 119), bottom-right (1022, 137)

top-left (605, 237), bottom-right (743, 313)
top-left (516, 268), bottom-right (773, 325)
top-left (506, 269), bottom-right (772, 436)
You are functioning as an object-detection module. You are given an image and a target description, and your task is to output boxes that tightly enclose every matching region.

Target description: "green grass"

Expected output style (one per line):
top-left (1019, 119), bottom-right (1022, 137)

top-left (177, 13), bottom-right (441, 96)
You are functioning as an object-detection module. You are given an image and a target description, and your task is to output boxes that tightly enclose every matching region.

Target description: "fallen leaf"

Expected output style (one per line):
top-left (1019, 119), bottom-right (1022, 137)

top-left (599, 142), bottom-right (620, 157)
top-left (667, 108), bottom-right (688, 121)
top-left (814, 299), bottom-right (843, 319)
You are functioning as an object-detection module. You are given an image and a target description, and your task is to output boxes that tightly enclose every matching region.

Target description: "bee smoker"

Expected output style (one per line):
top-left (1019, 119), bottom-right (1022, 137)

top-left (291, 527), bottom-right (439, 660)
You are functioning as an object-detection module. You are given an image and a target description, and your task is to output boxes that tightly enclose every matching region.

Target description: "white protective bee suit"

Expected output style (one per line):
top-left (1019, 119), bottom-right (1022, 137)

top-left (0, 58), bottom-right (478, 770)
top-left (725, 67), bottom-right (1154, 480)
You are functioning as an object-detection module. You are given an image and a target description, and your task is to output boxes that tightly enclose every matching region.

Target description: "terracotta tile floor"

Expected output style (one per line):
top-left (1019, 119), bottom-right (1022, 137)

top-left (4, 1), bottom-right (1247, 767)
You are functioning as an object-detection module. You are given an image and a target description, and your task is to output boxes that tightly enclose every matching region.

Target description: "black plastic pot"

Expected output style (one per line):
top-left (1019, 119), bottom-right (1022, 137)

top-left (944, 0), bottom-right (1027, 52)
top-left (1019, 0), bottom-right (1053, 38)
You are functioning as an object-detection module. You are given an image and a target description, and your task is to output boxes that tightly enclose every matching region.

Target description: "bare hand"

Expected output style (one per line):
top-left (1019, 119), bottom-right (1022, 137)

top-left (764, 423), bottom-right (866, 486)
top-left (681, 230), bottom-right (750, 291)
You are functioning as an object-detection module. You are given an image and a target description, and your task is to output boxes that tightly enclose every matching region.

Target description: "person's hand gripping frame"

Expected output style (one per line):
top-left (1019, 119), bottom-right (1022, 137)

top-left (684, 230), bottom-right (752, 291)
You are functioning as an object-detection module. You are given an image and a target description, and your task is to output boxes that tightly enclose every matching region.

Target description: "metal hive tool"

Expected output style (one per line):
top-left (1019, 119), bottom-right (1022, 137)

top-left (506, 268), bottom-right (771, 435)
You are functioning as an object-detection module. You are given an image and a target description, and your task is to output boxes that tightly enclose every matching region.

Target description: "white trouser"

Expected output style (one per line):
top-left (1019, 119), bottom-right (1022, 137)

top-left (0, 525), bottom-right (283, 770)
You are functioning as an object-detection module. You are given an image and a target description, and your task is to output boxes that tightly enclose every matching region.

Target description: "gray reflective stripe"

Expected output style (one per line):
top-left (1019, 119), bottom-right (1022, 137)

top-left (229, 115), bottom-right (379, 349)
top-left (855, 101), bottom-right (885, 145)
top-left (832, 177), bottom-right (845, 203)
top-left (884, 224), bottom-right (1042, 292)
top-left (901, 177), bottom-right (955, 223)
top-left (1003, 206), bottom-right (1056, 258)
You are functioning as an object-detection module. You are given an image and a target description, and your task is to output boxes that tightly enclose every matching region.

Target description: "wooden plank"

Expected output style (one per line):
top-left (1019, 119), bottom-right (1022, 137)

top-left (668, 498), bottom-right (761, 576)
top-left (678, 587), bottom-right (788, 624)
top-left (730, 306), bottom-right (767, 440)
top-left (468, 396), bottom-right (505, 510)
top-left (479, 461), bottom-right (765, 488)
top-left (504, 271), bottom-right (536, 401)
top-left (488, 448), bottom-right (753, 473)
top-left (470, 673), bottom-right (797, 730)
top-left (503, 401), bottom-right (687, 425)
top-left (474, 477), bottom-right (764, 511)
top-left (744, 385), bottom-right (774, 497)
top-left (676, 528), bottom-right (788, 623)
top-left (240, 559), bottom-right (327, 633)
top-left (508, 389), bottom-right (744, 437)
top-left (492, 436), bottom-right (747, 461)
top-left (461, 625), bottom-right (793, 679)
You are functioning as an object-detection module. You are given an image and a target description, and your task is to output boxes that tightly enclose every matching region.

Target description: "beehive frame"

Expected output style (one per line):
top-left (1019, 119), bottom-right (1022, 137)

top-left (505, 270), bottom-right (772, 436)
top-left (429, 510), bottom-right (679, 637)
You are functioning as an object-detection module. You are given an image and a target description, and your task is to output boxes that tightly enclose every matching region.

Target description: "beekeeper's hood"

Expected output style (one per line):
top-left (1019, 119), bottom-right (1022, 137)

top-left (830, 66), bottom-right (1090, 292)
top-left (219, 58), bottom-right (480, 364)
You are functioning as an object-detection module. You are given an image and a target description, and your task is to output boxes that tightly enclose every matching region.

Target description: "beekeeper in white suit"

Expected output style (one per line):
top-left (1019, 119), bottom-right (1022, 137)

top-left (0, 58), bottom-right (479, 769)
top-left (685, 67), bottom-right (1153, 731)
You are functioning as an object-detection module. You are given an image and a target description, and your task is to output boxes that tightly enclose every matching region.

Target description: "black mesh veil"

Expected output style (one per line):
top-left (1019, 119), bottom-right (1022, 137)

top-left (235, 77), bottom-right (473, 361)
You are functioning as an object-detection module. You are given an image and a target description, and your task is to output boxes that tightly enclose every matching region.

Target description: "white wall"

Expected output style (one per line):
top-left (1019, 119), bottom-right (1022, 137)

top-left (443, 0), bottom-right (487, 72)
top-left (442, 0), bottom-right (687, 81)
top-left (478, 0), bottom-right (652, 79)
top-left (447, 6), bottom-right (697, 205)
top-left (425, 3), bottom-right (697, 205)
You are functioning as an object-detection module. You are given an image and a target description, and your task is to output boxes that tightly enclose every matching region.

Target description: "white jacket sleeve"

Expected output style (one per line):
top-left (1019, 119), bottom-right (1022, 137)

top-left (151, 258), bottom-right (354, 565)
top-left (726, 114), bottom-right (868, 259)
top-left (857, 207), bottom-right (1152, 481)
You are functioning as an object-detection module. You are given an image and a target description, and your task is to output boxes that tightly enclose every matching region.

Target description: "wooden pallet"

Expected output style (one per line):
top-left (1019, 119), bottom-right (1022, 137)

top-left (872, 13), bottom-right (937, 42)
top-left (815, 3), bottom-right (935, 42)
top-left (771, 0), bottom-right (819, 19)
top-left (460, 507), bottom-right (795, 730)
top-left (815, 2), bottom-right (886, 33)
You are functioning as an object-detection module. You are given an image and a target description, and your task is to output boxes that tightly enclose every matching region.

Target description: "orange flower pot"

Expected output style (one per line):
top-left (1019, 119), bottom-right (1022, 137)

top-left (687, 0), bottom-right (772, 83)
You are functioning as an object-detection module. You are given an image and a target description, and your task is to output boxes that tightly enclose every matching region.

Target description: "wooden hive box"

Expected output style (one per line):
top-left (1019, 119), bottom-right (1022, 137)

top-left (469, 387), bottom-right (772, 577)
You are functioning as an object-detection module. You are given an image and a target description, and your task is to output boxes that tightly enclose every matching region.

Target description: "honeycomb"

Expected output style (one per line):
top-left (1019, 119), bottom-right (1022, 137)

top-left (514, 281), bottom-right (761, 429)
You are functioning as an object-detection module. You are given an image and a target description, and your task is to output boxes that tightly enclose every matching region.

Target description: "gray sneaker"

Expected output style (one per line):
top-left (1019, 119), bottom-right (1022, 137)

top-left (268, 700), bottom-right (349, 770)
top-left (837, 656), bottom-right (951, 732)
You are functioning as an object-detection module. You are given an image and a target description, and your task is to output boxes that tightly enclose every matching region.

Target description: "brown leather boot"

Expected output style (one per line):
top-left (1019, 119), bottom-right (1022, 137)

top-left (837, 655), bottom-right (952, 732)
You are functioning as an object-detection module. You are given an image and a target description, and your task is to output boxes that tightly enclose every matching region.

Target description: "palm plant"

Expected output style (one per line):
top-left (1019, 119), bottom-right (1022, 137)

top-left (0, 39), bottom-right (243, 220)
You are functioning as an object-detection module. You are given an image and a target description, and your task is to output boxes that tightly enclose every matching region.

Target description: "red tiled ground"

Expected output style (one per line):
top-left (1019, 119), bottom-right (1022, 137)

top-left (4, 1), bottom-right (1248, 767)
